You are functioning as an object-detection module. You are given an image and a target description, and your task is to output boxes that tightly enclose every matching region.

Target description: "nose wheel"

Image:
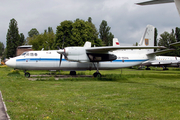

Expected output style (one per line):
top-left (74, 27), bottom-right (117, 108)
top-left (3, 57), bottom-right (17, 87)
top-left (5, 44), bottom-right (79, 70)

top-left (24, 71), bottom-right (30, 78)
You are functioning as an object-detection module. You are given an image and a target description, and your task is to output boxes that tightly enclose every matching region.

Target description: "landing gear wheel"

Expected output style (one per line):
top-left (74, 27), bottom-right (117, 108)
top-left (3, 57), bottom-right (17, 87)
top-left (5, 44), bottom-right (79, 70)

top-left (146, 68), bottom-right (150, 70)
top-left (93, 72), bottom-right (101, 78)
top-left (25, 72), bottom-right (30, 78)
top-left (70, 71), bottom-right (76, 75)
top-left (163, 68), bottom-right (169, 70)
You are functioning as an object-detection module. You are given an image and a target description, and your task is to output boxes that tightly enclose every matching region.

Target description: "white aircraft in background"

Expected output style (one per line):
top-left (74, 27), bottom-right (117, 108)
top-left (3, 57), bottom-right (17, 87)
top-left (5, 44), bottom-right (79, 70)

top-left (142, 56), bottom-right (180, 70)
top-left (136, 0), bottom-right (180, 16)
top-left (113, 37), bottom-right (180, 70)
top-left (6, 25), bottom-right (167, 77)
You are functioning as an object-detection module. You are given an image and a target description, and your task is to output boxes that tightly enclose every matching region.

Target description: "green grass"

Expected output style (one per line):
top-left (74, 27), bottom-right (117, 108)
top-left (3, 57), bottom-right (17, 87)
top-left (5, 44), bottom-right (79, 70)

top-left (0, 66), bottom-right (180, 119)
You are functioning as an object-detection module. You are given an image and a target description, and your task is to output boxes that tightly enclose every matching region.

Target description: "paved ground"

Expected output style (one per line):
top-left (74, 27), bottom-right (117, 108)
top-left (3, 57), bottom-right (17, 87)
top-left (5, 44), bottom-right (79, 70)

top-left (0, 91), bottom-right (9, 120)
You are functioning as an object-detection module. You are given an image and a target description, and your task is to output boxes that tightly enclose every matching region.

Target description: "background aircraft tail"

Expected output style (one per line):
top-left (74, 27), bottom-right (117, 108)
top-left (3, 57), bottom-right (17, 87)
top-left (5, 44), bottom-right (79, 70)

top-left (138, 25), bottom-right (155, 53)
top-left (113, 38), bottom-right (120, 46)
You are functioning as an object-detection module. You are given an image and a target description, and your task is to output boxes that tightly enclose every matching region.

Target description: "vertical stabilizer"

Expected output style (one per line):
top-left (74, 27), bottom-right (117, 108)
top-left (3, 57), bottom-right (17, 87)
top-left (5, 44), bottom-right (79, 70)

top-left (139, 25), bottom-right (155, 46)
top-left (113, 38), bottom-right (120, 46)
top-left (139, 25), bottom-right (155, 53)
top-left (84, 41), bottom-right (91, 48)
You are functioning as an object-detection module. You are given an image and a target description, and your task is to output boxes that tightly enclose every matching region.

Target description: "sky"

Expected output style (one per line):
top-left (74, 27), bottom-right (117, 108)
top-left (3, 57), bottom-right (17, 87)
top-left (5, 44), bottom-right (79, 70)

top-left (0, 0), bottom-right (180, 47)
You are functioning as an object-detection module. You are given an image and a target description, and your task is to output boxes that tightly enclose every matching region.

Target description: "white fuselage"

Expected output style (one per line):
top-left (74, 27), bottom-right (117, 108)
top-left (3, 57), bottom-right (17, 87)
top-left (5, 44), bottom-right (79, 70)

top-left (6, 50), bottom-right (150, 71)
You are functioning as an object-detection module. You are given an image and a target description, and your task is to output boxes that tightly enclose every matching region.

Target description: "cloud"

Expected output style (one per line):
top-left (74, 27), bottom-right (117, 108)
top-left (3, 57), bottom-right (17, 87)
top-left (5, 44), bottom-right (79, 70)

top-left (0, 0), bottom-right (180, 47)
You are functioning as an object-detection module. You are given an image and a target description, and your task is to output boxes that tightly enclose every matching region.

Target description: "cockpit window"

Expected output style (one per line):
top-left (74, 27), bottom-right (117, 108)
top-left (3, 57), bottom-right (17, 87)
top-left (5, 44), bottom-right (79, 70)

top-left (21, 52), bottom-right (27, 56)
top-left (26, 53), bottom-right (29, 56)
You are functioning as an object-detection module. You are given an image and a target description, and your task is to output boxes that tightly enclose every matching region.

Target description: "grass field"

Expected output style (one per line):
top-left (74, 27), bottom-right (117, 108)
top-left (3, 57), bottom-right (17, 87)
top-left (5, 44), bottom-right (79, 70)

top-left (0, 65), bottom-right (180, 119)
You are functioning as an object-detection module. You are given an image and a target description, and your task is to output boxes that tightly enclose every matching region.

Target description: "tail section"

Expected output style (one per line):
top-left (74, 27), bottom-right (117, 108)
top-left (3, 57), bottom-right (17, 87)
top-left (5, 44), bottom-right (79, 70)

top-left (139, 25), bottom-right (155, 47)
top-left (139, 25), bottom-right (155, 53)
top-left (113, 38), bottom-right (120, 46)
top-left (84, 41), bottom-right (91, 48)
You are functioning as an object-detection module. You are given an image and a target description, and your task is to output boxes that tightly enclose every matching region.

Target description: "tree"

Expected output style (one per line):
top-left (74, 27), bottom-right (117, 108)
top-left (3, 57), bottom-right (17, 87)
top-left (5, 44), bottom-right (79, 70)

top-left (6, 18), bottom-right (20, 58)
top-left (18, 33), bottom-right (25, 46)
top-left (154, 28), bottom-right (158, 51)
top-left (54, 18), bottom-right (102, 48)
top-left (99, 20), bottom-right (114, 46)
top-left (0, 42), bottom-right (4, 56)
top-left (158, 29), bottom-right (178, 56)
top-left (87, 17), bottom-right (102, 47)
top-left (28, 28), bottom-right (39, 37)
top-left (48, 27), bottom-right (53, 33)
top-left (175, 27), bottom-right (180, 42)
top-left (28, 28), bottom-right (55, 50)
top-left (54, 20), bottom-right (73, 48)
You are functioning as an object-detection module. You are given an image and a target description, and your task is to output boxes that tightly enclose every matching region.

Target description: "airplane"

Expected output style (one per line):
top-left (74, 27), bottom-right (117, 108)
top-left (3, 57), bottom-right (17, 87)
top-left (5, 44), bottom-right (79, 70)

top-left (113, 38), bottom-right (180, 70)
top-left (6, 25), bottom-right (167, 78)
top-left (141, 56), bottom-right (180, 70)
top-left (136, 0), bottom-right (180, 16)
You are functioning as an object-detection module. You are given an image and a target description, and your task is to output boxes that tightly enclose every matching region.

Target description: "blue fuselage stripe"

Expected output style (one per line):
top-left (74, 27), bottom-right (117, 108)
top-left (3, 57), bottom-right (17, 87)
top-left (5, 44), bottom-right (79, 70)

top-left (16, 58), bottom-right (148, 62)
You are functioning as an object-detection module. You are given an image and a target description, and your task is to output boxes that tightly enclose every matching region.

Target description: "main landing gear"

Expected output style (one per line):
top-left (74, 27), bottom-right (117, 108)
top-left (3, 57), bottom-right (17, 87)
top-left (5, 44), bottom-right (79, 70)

top-left (92, 62), bottom-right (101, 77)
top-left (146, 67), bottom-right (151, 70)
top-left (70, 71), bottom-right (76, 75)
top-left (24, 70), bottom-right (30, 78)
top-left (163, 66), bottom-right (169, 70)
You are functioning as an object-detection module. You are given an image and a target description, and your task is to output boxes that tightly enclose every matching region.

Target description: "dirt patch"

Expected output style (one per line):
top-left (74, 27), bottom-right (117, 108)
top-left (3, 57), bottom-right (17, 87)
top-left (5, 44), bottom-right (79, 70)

top-left (28, 75), bottom-right (92, 81)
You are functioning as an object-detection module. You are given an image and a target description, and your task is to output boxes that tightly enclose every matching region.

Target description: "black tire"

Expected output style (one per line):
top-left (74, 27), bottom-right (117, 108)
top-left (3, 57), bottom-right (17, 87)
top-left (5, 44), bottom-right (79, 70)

top-left (146, 68), bottom-right (151, 70)
top-left (70, 71), bottom-right (76, 75)
top-left (25, 72), bottom-right (30, 78)
top-left (93, 72), bottom-right (101, 77)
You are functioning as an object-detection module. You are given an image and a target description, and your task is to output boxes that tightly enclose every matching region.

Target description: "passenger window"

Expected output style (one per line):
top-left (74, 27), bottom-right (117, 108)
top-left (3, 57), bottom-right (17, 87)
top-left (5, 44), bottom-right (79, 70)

top-left (35, 53), bottom-right (38, 56)
top-left (30, 53), bottom-right (34, 56)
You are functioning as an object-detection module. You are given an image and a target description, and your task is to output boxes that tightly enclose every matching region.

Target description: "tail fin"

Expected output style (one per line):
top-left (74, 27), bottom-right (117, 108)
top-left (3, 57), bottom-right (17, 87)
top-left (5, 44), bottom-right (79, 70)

top-left (113, 38), bottom-right (120, 46)
top-left (84, 41), bottom-right (91, 48)
top-left (139, 25), bottom-right (155, 53)
top-left (139, 25), bottom-right (155, 46)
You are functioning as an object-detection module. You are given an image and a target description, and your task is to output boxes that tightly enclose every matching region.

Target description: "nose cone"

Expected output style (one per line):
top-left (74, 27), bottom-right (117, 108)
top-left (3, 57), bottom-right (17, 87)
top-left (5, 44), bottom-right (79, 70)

top-left (5, 58), bottom-right (16, 68)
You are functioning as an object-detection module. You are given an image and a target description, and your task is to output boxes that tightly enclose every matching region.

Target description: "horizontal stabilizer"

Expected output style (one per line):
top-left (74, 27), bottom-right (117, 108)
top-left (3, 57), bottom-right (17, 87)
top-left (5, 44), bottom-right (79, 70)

top-left (170, 42), bottom-right (180, 46)
top-left (136, 0), bottom-right (174, 5)
top-left (147, 49), bottom-right (174, 56)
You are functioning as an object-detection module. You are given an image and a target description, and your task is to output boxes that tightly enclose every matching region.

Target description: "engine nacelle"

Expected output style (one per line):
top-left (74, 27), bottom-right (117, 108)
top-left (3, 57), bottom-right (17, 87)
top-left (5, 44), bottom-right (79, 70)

top-left (64, 47), bottom-right (90, 62)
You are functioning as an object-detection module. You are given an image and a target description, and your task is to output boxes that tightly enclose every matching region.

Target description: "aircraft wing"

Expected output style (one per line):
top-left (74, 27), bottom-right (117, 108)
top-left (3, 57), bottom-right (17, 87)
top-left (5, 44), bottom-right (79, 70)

top-left (147, 49), bottom-right (174, 56)
top-left (136, 0), bottom-right (174, 5)
top-left (86, 46), bottom-right (166, 53)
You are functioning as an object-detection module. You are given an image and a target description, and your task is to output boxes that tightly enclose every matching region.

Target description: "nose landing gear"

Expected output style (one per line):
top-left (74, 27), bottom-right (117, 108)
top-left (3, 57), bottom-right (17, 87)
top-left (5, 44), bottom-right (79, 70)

top-left (24, 70), bottom-right (30, 78)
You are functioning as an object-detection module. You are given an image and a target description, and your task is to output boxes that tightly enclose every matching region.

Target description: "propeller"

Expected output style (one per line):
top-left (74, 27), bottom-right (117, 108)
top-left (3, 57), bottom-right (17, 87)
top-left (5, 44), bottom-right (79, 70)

top-left (57, 36), bottom-right (66, 67)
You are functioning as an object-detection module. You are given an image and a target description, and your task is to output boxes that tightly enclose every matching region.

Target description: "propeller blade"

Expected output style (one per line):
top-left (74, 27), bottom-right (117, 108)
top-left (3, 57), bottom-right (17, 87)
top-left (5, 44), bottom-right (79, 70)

top-left (59, 54), bottom-right (62, 67)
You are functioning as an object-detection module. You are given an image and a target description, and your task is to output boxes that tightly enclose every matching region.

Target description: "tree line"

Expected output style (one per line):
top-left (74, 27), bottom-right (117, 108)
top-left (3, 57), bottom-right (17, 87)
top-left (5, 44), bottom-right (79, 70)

top-left (1, 18), bottom-right (180, 60)
top-left (3, 17), bottom-right (114, 59)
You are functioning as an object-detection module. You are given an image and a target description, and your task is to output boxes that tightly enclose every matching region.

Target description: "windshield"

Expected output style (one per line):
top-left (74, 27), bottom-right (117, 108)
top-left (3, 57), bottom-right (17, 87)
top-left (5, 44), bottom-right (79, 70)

top-left (21, 52), bottom-right (28, 56)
